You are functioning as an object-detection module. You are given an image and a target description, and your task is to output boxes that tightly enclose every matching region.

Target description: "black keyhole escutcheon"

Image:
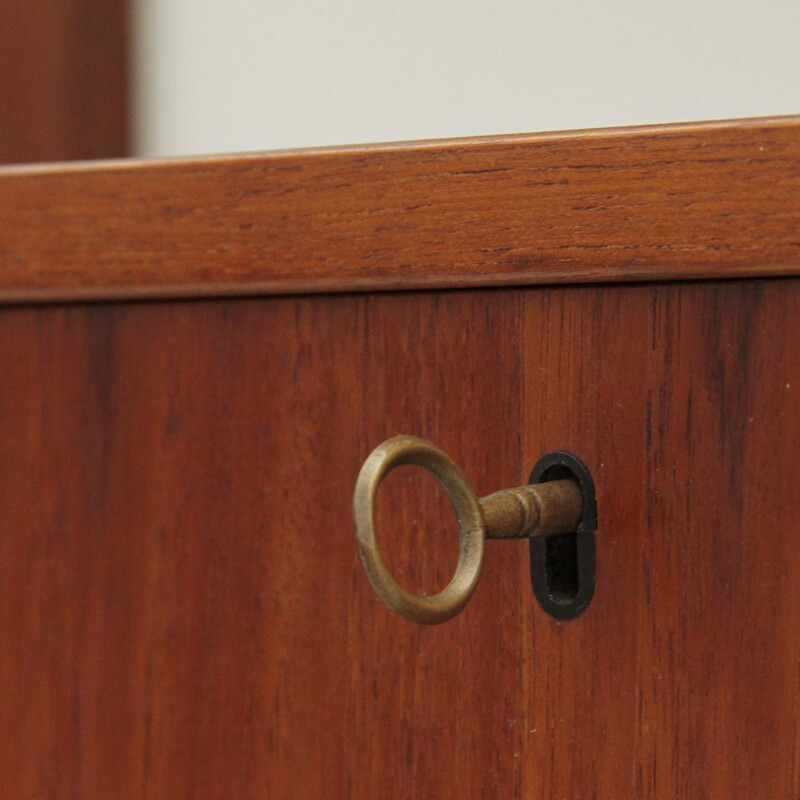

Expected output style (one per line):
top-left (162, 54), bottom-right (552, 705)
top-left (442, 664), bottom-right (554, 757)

top-left (529, 451), bottom-right (597, 621)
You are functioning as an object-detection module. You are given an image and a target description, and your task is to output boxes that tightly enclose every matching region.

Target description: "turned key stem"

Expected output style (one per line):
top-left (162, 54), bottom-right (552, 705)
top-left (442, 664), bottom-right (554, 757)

top-left (480, 479), bottom-right (583, 540)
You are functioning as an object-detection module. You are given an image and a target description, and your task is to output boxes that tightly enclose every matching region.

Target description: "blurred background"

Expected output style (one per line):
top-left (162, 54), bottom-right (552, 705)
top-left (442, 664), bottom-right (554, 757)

top-left (2, 0), bottom-right (799, 164)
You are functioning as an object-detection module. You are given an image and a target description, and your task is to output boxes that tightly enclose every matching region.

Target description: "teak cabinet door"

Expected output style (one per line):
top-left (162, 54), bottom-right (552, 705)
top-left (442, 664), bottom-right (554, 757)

top-left (1, 118), bottom-right (799, 797)
top-left (1, 279), bottom-right (799, 798)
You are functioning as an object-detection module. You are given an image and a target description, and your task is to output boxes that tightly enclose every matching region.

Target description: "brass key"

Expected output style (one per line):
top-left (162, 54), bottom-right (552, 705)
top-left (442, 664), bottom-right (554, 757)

top-left (352, 435), bottom-right (584, 624)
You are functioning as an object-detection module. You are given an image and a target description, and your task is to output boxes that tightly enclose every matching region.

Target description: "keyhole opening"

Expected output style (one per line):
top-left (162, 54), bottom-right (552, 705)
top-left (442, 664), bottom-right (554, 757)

top-left (541, 465), bottom-right (581, 603)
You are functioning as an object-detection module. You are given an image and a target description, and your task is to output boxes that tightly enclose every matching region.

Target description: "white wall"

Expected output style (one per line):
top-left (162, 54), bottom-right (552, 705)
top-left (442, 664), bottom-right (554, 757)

top-left (133, 0), bottom-right (800, 157)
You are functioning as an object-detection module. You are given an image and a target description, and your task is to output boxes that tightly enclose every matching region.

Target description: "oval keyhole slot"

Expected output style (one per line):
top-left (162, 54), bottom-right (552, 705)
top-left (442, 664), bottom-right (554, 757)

top-left (529, 451), bottom-right (597, 621)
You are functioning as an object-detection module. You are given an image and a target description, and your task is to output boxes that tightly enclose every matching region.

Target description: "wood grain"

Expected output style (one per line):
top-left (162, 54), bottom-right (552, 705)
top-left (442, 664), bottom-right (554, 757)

top-left (1, 116), bottom-right (799, 303)
top-left (1, 279), bottom-right (799, 797)
top-left (0, 0), bottom-right (130, 164)
top-left (522, 280), bottom-right (800, 797)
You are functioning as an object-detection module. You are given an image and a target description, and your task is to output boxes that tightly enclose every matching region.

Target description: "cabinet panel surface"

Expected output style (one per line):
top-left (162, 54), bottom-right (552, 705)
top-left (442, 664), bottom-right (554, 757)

top-left (1, 279), bottom-right (798, 797)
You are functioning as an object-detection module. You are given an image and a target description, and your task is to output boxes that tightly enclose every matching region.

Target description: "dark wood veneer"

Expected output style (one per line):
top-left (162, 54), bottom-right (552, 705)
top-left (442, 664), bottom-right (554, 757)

top-left (1, 280), bottom-right (799, 796)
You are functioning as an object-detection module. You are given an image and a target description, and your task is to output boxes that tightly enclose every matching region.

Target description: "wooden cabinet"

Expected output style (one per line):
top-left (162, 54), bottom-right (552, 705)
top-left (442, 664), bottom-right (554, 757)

top-left (1, 117), bottom-right (799, 797)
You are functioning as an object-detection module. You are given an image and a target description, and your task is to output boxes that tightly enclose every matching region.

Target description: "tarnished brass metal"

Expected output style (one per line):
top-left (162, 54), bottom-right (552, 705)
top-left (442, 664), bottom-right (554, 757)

top-left (352, 435), bottom-right (484, 625)
top-left (480, 480), bottom-right (583, 539)
top-left (353, 435), bottom-right (584, 624)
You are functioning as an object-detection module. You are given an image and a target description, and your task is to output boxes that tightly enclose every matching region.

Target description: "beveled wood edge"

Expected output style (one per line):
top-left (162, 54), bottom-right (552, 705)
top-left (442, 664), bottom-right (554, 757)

top-left (1, 115), bottom-right (799, 305)
top-left (3, 114), bottom-right (795, 173)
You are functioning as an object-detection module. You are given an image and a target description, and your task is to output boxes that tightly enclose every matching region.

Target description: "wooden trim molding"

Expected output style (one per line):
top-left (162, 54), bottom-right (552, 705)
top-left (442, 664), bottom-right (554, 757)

top-left (1, 116), bottom-right (799, 305)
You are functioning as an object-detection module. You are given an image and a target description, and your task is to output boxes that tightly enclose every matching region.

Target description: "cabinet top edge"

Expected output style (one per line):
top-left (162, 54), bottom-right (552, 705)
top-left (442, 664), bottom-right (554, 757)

top-left (2, 115), bottom-right (800, 305)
